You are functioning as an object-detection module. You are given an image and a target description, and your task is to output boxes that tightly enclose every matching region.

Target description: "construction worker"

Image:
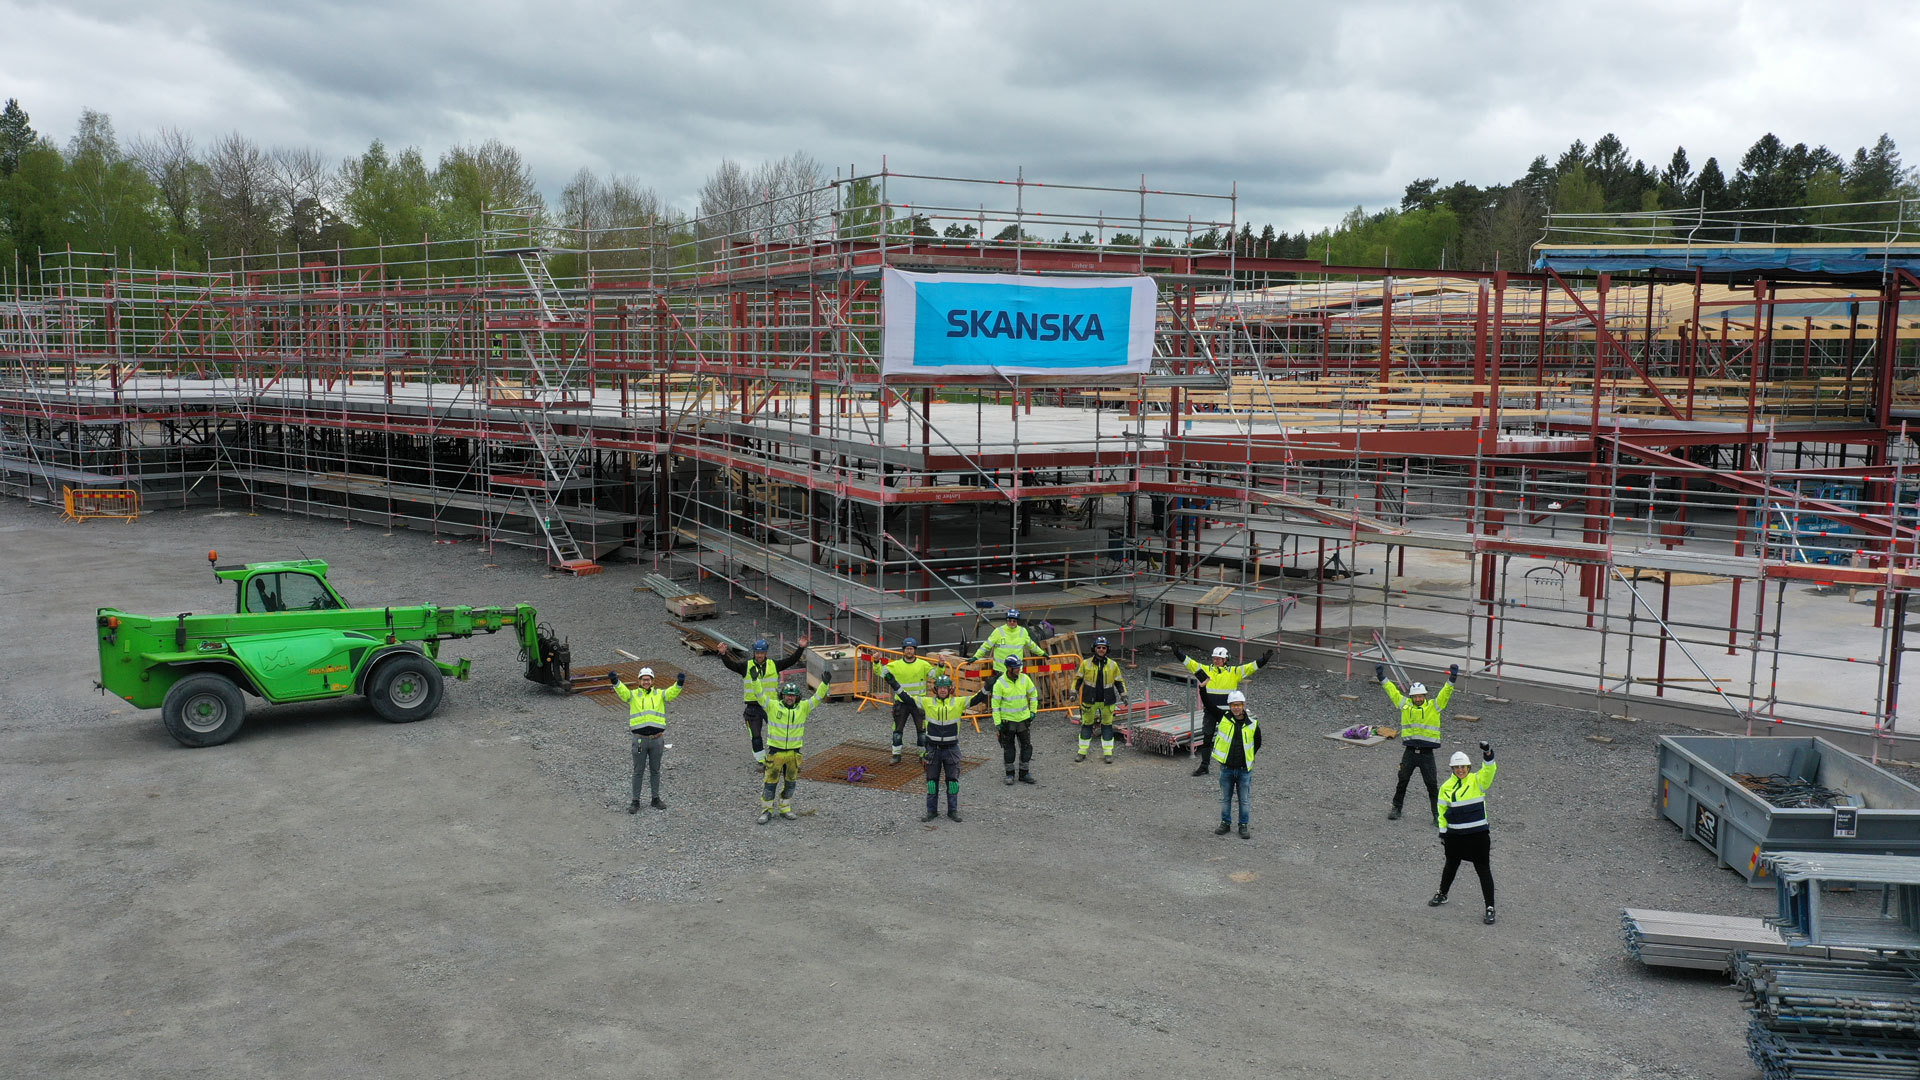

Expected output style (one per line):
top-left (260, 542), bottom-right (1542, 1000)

top-left (719, 635), bottom-right (809, 766)
top-left (754, 677), bottom-right (833, 824)
top-left (1171, 643), bottom-right (1274, 776)
top-left (1074, 636), bottom-right (1126, 763)
top-left (972, 608), bottom-right (1047, 691)
top-left (1431, 740), bottom-right (1498, 925)
top-left (888, 671), bottom-right (980, 823)
top-left (1376, 662), bottom-right (1459, 822)
top-left (610, 667), bottom-right (685, 812)
top-left (1211, 690), bottom-right (1260, 839)
top-left (873, 637), bottom-right (936, 764)
top-left (992, 655), bottom-right (1040, 785)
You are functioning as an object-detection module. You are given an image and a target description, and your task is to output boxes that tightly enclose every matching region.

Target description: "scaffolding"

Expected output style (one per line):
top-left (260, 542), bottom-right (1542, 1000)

top-left (6, 171), bottom-right (1920, 748)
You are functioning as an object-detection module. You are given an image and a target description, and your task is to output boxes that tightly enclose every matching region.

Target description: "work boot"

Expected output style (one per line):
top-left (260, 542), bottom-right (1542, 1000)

top-left (1215, 820), bottom-right (1232, 835)
top-left (891, 747), bottom-right (902, 765)
top-left (921, 809), bottom-right (940, 822)
top-left (650, 796), bottom-right (666, 810)
top-left (1103, 753), bottom-right (1113, 764)
top-left (627, 799), bottom-right (640, 814)
top-left (1484, 907), bottom-right (1497, 925)
top-left (1004, 771), bottom-right (1016, 786)
top-left (1428, 892), bottom-right (1449, 907)
top-left (1018, 771), bottom-right (1035, 785)
top-left (947, 807), bottom-right (962, 823)
top-left (757, 810), bottom-right (772, 825)
top-left (1238, 823), bottom-right (1250, 839)
top-left (1074, 752), bottom-right (1087, 762)
top-left (779, 809), bottom-right (798, 820)
top-left (1388, 806), bottom-right (1403, 821)
top-left (1192, 761), bottom-right (1210, 777)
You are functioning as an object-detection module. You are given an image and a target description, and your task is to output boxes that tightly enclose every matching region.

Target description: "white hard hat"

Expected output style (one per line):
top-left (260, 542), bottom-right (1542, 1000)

top-left (1408, 682), bottom-right (1428, 696)
top-left (1225, 690), bottom-right (1246, 705)
top-left (638, 667), bottom-right (655, 678)
top-left (1449, 751), bottom-right (1471, 767)
top-left (1211, 646), bottom-right (1229, 659)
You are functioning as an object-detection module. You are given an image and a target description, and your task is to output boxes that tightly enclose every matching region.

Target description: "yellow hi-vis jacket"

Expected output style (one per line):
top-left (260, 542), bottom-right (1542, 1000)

top-left (1383, 680), bottom-right (1452, 746)
top-left (1075, 656), bottom-right (1126, 705)
top-left (1183, 656), bottom-right (1258, 694)
top-left (615, 681), bottom-right (682, 734)
top-left (976, 624), bottom-right (1045, 666)
top-left (1210, 713), bottom-right (1261, 768)
top-left (756, 680), bottom-right (832, 751)
top-left (878, 656), bottom-right (936, 700)
top-left (903, 690), bottom-right (970, 744)
top-left (1438, 759), bottom-right (1497, 833)
top-left (990, 673), bottom-right (1039, 726)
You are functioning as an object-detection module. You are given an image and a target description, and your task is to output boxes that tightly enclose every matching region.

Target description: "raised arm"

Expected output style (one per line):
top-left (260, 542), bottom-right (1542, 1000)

top-left (777, 642), bottom-right (809, 671)
top-left (718, 649), bottom-right (749, 677)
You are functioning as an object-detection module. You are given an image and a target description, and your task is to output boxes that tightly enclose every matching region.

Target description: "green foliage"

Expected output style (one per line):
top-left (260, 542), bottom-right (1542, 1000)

top-left (0, 98), bottom-right (36, 178)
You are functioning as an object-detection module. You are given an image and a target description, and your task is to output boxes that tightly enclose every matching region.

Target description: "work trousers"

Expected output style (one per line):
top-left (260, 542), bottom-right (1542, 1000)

top-left (1440, 829), bottom-right (1494, 906)
top-left (1394, 744), bottom-right (1439, 821)
top-left (742, 701), bottom-right (767, 754)
top-left (762, 748), bottom-right (802, 812)
top-left (1079, 702), bottom-right (1116, 756)
top-left (891, 699), bottom-right (925, 751)
top-left (998, 719), bottom-right (1033, 772)
top-left (1194, 691), bottom-right (1229, 769)
top-left (924, 742), bottom-right (962, 814)
top-left (631, 733), bottom-right (664, 800)
top-left (1217, 766), bottom-right (1252, 825)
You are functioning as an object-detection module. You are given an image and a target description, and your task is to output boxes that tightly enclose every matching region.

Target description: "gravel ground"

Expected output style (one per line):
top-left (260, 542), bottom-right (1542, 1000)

top-left (7, 503), bottom-right (1909, 1079)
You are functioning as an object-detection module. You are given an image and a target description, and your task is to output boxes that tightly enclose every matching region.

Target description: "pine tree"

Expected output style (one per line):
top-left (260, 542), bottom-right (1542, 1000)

top-left (0, 98), bottom-right (35, 178)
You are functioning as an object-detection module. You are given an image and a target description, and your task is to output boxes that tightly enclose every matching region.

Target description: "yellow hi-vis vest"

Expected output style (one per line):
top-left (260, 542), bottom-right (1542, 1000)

top-left (990, 673), bottom-right (1038, 726)
top-left (1184, 656), bottom-right (1257, 693)
top-left (758, 680), bottom-right (832, 751)
top-left (879, 656), bottom-right (936, 699)
top-left (1211, 713), bottom-right (1258, 767)
top-left (615, 682), bottom-right (682, 733)
top-left (1076, 656), bottom-right (1125, 704)
top-left (911, 691), bottom-right (970, 743)
top-left (1438, 759), bottom-right (1497, 832)
top-left (741, 658), bottom-right (782, 703)
top-left (976, 624), bottom-right (1042, 665)
top-left (1384, 680), bottom-right (1452, 746)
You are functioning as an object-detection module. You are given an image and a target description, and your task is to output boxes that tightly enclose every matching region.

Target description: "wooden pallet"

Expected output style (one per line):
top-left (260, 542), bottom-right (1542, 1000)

top-left (665, 593), bottom-right (717, 619)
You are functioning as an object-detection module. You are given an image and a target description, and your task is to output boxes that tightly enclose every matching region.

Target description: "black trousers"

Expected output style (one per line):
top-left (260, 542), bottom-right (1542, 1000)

top-left (1195, 691), bottom-right (1228, 766)
top-left (1395, 744), bottom-right (1439, 820)
top-left (891, 700), bottom-right (924, 747)
top-left (742, 701), bottom-right (766, 753)
top-left (999, 719), bottom-right (1032, 769)
top-left (925, 742), bottom-right (962, 812)
top-left (1440, 829), bottom-right (1494, 906)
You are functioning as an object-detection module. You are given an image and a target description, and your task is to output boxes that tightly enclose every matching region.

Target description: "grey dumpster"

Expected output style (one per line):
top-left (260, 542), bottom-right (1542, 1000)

top-left (1655, 735), bottom-right (1920, 887)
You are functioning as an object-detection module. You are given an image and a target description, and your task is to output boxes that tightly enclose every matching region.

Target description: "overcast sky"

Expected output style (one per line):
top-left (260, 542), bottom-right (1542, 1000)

top-left (5, 0), bottom-right (1918, 233)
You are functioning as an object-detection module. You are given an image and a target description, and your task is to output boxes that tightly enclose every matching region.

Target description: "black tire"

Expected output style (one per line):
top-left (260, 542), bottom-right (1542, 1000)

top-left (160, 672), bottom-right (248, 748)
top-left (367, 654), bottom-right (444, 723)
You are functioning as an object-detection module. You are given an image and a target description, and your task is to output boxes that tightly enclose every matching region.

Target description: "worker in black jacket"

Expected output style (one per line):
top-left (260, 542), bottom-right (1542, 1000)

top-left (719, 636), bottom-right (809, 765)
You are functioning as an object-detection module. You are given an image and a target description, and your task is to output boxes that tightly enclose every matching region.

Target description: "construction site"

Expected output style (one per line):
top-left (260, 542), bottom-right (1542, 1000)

top-left (9, 170), bottom-right (1920, 1079)
top-left (7, 169), bottom-right (1920, 745)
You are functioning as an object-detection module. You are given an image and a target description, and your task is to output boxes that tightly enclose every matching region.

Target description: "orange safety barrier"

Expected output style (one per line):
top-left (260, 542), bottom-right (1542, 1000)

top-left (853, 644), bottom-right (1086, 731)
top-left (61, 485), bottom-right (142, 523)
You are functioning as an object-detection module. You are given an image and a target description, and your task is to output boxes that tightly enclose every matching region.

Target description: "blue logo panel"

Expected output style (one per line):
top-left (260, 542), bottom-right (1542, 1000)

top-left (911, 281), bottom-right (1135, 369)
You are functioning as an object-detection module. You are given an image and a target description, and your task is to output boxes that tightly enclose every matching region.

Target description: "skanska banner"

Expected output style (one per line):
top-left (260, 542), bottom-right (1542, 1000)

top-left (881, 268), bottom-right (1156, 377)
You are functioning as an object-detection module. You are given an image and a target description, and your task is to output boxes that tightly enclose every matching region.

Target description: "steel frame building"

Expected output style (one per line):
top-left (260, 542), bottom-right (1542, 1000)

top-left (6, 169), bottom-right (1920, 747)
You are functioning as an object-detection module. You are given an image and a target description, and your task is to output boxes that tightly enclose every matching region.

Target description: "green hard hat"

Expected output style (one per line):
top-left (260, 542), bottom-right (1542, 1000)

top-left (779, 680), bottom-right (802, 698)
top-left (931, 673), bottom-right (954, 690)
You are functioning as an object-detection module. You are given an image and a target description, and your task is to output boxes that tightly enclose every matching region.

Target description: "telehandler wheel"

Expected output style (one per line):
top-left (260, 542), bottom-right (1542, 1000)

top-left (368, 654), bottom-right (444, 723)
top-left (160, 673), bottom-right (248, 747)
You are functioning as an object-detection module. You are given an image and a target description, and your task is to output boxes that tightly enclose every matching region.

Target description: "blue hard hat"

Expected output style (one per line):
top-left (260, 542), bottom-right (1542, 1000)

top-left (903, 637), bottom-right (918, 648)
top-left (1004, 656), bottom-right (1021, 669)
top-left (752, 639), bottom-right (769, 652)
top-left (1094, 637), bottom-right (1109, 648)
top-left (1005, 608), bottom-right (1020, 620)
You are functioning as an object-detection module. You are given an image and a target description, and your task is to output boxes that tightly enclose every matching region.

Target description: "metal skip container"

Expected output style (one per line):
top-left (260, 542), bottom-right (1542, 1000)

top-left (1655, 735), bottom-right (1920, 886)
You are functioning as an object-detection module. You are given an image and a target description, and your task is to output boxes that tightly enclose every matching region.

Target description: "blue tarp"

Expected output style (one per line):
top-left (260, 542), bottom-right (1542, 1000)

top-left (1534, 245), bottom-right (1920, 277)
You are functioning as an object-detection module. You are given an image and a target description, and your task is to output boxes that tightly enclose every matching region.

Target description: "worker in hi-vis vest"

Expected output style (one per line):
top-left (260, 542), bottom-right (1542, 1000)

top-left (754, 678), bottom-right (832, 824)
top-left (720, 636), bottom-right (809, 765)
top-left (1074, 636), bottom-right (1126, 763)
top-left (1172, 643), bottom-right (1273, 776)
top-left (1377, 663), bottom-right (1459, 823)
top-left (873, 638), bottom-right (936, 765)
top-left (1210, 690), bottom-right (1261, 839)
top-left (1431, 740), bottom-right (1498, 925)
top-left (611, 666), bottom-right (685, 813)
top-left (889, 671), bottom-right (984, 824)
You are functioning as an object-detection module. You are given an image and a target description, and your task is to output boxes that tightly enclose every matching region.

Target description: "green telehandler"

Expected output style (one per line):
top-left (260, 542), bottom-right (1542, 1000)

top-left (96, 552), bottom-right (571, 747)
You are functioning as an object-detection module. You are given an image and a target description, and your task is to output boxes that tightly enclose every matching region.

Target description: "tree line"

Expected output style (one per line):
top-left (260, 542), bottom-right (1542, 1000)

top-left (1, 96), bottom-right (1912, 280)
